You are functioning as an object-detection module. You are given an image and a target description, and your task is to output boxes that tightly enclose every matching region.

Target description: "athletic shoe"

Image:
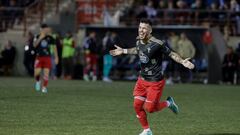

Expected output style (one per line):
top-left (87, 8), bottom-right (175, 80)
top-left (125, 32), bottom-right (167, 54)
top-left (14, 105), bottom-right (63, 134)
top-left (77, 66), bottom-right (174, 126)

top-left (35, 81), bottom-right (41, 91)
top-left (139, 129), bottom-right (153, 135)
top-left (103, 77), bottom-right (112, 83)
top-left (92, 76), bottom-right (97, 81)
top-left (167, 96), bottom-right (179, 114)
top-left (42, 87), bottom-right (48, 93)
top-left (83, 75), bottom-right (89, 82)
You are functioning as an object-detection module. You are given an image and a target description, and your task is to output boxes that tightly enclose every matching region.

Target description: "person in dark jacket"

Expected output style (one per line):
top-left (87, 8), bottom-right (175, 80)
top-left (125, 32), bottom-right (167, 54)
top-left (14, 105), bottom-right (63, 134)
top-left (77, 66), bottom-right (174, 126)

top-left (222, 46), bottom-right (238, 84)
top-left (235, 43), bottom-right (240, 84)
top-left (1, 40), bottom-right (16, 75)
top-left (83, 31), bottom-right (98, 81)
top-left (102, 31), bottom-right (116, 82)
top-left (23, 31), bottom-right (36, 76)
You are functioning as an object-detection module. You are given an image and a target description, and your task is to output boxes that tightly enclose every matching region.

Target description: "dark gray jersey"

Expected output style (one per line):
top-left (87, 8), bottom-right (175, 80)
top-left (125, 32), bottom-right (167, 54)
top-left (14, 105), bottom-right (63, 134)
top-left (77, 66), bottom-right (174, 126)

top-left (136, 36), bottom-right (171, 81)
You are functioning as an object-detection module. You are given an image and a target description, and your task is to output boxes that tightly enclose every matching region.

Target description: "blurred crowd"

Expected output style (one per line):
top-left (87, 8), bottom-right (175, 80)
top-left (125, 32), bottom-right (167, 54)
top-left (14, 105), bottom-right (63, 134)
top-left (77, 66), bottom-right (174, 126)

top-left (222, 45), bottom-right (240, 84)
top-left (0, 27), bottom-right (240, 84)
top-left (0, 40), bottom-right (16, 76)
top-left (0, 0), bottom-right (36, 31)
top-left (21, 29), bottom-right (118, 82)
top-left (121, 0), bottom-right (240, 34)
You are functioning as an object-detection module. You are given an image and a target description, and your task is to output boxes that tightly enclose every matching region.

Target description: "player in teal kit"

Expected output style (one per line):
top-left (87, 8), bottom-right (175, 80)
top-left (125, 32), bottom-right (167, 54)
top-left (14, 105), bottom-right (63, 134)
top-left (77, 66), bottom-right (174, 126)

top-left (110, 19), bottom-right (194, 135)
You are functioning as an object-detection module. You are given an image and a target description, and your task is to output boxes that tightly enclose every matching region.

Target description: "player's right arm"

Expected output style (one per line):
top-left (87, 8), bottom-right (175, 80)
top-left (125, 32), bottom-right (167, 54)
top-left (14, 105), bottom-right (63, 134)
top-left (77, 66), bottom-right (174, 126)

top-left (110, 45), bottom-right (137, 56)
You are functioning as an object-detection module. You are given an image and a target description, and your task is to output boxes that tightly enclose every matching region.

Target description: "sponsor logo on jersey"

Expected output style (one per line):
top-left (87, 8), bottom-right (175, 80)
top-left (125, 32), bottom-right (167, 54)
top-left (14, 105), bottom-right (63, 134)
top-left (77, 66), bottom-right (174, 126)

top-left (147, 47), bottom-right (151, 53)
top-left (139, 51), bottom-right (149, 63)
top-left (40, 40), bottom-right (48, 48)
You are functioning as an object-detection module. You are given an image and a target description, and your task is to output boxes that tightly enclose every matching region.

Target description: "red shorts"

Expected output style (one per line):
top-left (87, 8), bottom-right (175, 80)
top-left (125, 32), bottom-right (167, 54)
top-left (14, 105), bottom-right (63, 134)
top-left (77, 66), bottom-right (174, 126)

top-left (34, 56), bottom-right (51, 69)
top-left (133, 77), bottom-right (165, 103)
top-left (85, 53), bottom-right (97, 65)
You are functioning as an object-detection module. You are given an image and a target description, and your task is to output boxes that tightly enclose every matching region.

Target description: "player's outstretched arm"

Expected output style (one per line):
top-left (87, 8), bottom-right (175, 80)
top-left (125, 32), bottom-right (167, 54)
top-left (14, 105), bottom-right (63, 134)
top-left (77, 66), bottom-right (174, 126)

top-left (110, 45), bottom-right (137, 56)
top-left (169, 51), bottom-right (195, 69)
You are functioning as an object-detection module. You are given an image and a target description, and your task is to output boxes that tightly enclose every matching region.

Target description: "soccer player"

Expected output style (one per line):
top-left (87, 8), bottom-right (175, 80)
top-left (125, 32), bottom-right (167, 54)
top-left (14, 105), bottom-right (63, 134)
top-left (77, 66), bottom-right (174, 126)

top-left (83, 31), bottom-right (98, 81)
top-left (33, 24), bottom-right (59, 93)
top-left (110, 19), bottom-right (194, 135)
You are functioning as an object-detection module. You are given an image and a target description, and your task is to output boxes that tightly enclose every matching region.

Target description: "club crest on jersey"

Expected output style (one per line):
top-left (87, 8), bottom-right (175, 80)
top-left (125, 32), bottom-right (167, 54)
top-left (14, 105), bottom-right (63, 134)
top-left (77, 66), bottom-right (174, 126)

top-left (139, 51), bottom-right (149, 63)
top-left (147, 47), bottom-right (151, 53)
top-left (40, 40), bottom-right (48, 48)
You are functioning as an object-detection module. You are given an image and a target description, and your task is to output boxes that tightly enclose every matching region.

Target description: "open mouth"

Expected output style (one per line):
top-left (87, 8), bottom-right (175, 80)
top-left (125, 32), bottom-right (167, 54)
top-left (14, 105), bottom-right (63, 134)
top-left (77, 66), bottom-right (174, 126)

top-left (139, 32), bottom-right (144, 38)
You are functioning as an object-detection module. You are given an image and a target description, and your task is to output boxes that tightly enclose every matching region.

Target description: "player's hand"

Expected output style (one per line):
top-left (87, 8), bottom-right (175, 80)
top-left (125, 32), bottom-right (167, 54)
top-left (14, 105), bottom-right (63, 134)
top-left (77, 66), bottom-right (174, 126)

top-left (182, 58), bottom-right (195, 69)
top-left (110, 45), bottom-right (123, 56)
top-left (55, 57), bottom-right (59, 65)
top-left (39, 32), bottom-right (46, 40)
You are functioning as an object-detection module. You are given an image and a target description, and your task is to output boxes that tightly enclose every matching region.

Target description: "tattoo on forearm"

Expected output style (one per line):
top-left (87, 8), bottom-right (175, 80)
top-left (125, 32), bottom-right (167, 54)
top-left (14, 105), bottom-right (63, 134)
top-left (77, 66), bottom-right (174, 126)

top-left (169, 52), bottom-right (183, 64)
top-left (127, 47), bottom-right (137, 54)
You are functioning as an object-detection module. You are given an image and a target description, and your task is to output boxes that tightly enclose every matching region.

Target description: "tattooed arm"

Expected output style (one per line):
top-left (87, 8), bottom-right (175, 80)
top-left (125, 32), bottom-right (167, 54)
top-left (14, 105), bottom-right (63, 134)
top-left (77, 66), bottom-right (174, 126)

top-left (124, 47), bottom-right (138, 54)
top-left (169, 52), bottom-right (184, 63)
top-left (169, 51), bottom-right (195, 69)
top-left (110, 45), bottom-right (137, 56)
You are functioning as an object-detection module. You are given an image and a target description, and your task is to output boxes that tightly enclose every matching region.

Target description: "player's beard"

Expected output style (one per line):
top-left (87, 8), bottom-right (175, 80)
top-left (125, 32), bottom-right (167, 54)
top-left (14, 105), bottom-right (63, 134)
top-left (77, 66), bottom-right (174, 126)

top-left (139, 32), bottom-right (151, 43)
top-left (139, 32), bottom-right (147, 40)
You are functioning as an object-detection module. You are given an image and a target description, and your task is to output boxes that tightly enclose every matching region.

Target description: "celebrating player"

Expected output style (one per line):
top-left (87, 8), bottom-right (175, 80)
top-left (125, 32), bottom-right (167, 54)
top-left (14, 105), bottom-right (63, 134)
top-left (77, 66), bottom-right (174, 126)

top-left (110, 19), bottom-right (194, 135)
top-left (33, 24), bottom-right (59, 93)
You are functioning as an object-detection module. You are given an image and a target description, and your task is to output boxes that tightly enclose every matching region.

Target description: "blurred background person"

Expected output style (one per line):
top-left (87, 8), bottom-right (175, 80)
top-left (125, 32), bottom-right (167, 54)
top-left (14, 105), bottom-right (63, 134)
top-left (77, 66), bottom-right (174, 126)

top-left (54, 32), bottom-right (63, 78)
top-left (5, 0), bottom-right (18, 29)
top-left (102, 31), bottom-right (115, 82)
top-left (236, 43), bottom-right (240, 84)
top-left (0, 40), bottom-right (16, 76)
top-left (23, 31), bottom-right (35, 76)
top-left (61, 31), bottom-right (75, 80)
top-left (83, 31), bottom-right (98, 81)
top-left (50, 32), bottom-right (57, 80)
top-left (176, 0), bottom-right (189, 24)
top-left (0, 1), bottom-right (5, 31)
top-left (165, 32), bottom-right (180, 84)
top-left (144, 0), bottom-right (157, 21)
top-left (222, 46), bottom-right (238, 84)
top-left (176, 32), bottom-right (196, 82)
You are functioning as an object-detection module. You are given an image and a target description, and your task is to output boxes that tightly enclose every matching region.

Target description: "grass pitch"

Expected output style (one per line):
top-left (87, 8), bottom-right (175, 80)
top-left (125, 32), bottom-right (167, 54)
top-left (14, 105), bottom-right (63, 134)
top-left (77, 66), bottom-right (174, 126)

top-left (0, 77), bottom-right (239, 135)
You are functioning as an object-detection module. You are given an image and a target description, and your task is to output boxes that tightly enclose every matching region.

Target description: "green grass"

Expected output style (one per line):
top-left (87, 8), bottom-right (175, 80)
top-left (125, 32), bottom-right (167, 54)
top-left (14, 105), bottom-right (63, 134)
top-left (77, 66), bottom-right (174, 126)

top-left (0, 77), bottom-right (239, 135)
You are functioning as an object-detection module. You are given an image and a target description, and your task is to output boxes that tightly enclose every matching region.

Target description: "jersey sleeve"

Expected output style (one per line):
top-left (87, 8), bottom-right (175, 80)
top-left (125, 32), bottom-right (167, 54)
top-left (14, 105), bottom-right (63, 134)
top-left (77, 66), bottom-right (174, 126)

top-left (161, 41), bottom-right (172, 55)
top-left (149, 36), bottom-right (172, 55)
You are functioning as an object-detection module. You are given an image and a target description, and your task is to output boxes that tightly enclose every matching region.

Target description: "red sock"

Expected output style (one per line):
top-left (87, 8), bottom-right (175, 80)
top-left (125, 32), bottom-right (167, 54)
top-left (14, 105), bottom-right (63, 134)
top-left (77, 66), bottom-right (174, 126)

top-left (35, 75), bottom-right (40, 82)
top-left (155, 101), bottom-right (169, 112)
top-left (93, 65), bottom-right (97, 76)
top-left (134, 98), bottom-right (149, 129)
top-left (144, 101), bottom-right (169, 113)
top-left (43, 76), bottom-right (49, 87)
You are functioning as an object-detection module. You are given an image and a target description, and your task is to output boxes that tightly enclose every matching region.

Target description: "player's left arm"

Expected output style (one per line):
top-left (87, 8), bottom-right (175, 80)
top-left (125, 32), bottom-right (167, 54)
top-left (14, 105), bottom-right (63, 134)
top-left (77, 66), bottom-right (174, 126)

top-left (158, 38), bottom-right (195, 70)
top-left (169, 51), bottom-right (195, 69)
